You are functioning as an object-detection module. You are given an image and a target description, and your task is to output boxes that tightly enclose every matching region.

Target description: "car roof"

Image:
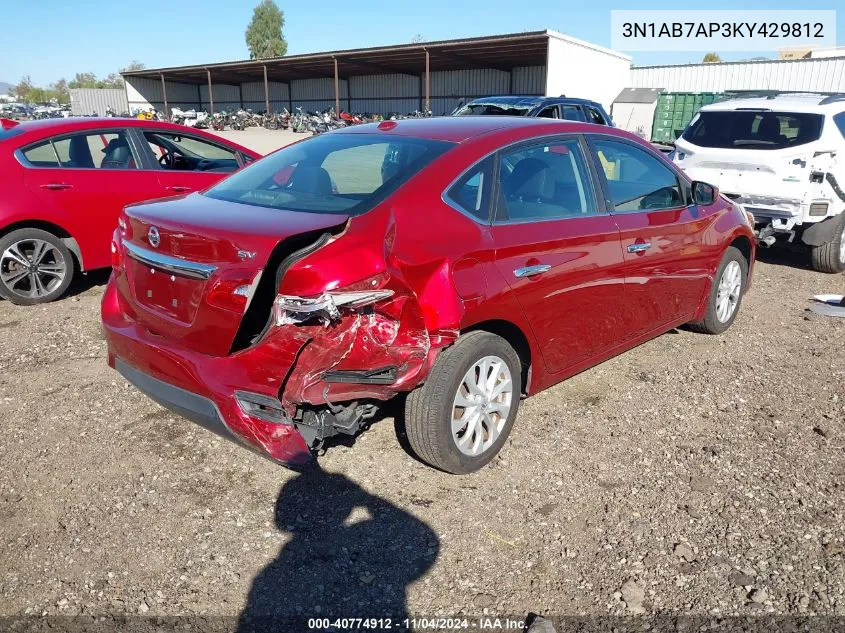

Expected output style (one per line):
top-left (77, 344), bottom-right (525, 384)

top-left (335, 116), bottom-right (633, 143)
top-left (464, 95), bottom-right (601, 108)
top-left (6, 118), bottom-right (257, 155)
top-left (701, 94), bottom-right (845, 114)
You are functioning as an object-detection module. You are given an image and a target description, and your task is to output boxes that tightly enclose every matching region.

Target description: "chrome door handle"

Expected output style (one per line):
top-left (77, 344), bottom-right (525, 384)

top-left (627, 242), bottom-right (652, 254)
top-left (514, 264), bottom-right (551, 278)
top-left (40, 183), bottom-right (73, 190)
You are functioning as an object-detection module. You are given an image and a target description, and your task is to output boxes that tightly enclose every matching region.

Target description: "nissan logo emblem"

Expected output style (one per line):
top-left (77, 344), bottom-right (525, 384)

top-left (148, 226), bottom-right (160, 248)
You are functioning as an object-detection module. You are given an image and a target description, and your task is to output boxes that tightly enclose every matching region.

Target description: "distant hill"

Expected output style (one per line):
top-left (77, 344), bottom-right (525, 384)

top-left (0, 81), bottom-right (12, 97)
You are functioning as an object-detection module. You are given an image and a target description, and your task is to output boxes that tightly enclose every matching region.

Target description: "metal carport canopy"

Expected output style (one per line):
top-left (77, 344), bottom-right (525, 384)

top-left (122, 31), bottom-right (550, 113)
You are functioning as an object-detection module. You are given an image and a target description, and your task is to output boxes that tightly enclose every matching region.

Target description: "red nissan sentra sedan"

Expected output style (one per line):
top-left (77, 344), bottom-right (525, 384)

top-left (102, 117), bottom-right (755, 474)
top-left (0, 117), bottom-right (258, 305)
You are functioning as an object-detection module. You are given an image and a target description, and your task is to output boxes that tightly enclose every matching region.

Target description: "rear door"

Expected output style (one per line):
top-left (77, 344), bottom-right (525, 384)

top-left (586, 134), bottom-right (712, 333)
top-left (490, 135), bottom-right (628, 373)
top-left (20, 128), bottom-right (156, 270)
top-left (138, 129), bottom-right (243, 196)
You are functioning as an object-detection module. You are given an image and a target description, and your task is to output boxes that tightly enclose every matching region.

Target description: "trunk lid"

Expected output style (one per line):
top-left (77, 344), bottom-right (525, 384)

top-left (118, 193), bottom-right (348, 355)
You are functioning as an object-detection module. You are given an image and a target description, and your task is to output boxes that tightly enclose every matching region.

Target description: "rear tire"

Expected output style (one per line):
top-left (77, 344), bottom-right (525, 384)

top-left (688, 246), bottom-right (747, 335)
top-left (405, 331), bottom-right (521, 474)
top-left (0, 228), bottom-right (75, 305)
top-left (810, 214), bottom-right (845, 273)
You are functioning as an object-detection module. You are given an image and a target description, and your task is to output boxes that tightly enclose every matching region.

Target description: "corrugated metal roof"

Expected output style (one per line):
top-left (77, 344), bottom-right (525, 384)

top-left (122, 31), bottom-right (552, 84)
top-left (631, 57), bottom-right (845, 93)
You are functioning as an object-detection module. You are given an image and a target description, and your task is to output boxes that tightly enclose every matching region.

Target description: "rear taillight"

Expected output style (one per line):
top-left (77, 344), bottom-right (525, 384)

top-left (111, 229), bottom-right (122, 270)
top-left (207, 276), bottom-right (255, 313)
top-left (273, 273), bottom-right (393, 327)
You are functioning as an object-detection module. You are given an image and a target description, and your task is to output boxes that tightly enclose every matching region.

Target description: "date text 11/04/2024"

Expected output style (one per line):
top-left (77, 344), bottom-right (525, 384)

top-left (307, 617), bottom-right (527, 630)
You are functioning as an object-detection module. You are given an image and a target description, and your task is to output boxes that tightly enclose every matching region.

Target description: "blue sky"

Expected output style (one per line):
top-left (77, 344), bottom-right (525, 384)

top-left (1, 0), bottom-right (842, 86)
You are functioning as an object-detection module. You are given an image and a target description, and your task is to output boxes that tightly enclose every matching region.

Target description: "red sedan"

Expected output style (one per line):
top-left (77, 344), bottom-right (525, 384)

top-left (0, 117), bottom-right (258, 305)
top-left (102, 117), bottom-right (755, 474)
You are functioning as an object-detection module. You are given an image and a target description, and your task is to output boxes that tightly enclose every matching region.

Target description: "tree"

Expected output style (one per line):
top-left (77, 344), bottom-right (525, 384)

top-left (50, 78), bottom-right (69, 103)
top-left (101, 72), bottom-right (124, 89)
top-left (122, 60), bottom-right (145, 72)
top-left (12, 76), bottom-right (34, 102)
top-left (410, 34), bottom-right (425, 44)
top-left (68, 72), bottom-right (98, 89)
top-left (245, 0), bottom-right (287, 59)
top-left (702, 52), bottom-right (722, 63)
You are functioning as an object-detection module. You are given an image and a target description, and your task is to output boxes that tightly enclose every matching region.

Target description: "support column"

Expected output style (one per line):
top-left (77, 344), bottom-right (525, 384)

top-left (206, 69), bottom-right (214, 115)
top-left (333, 56), bottom-right (340, 113)
top-left (263, 65), bottom-right (270, 113)
top-left (424, 48), bottom-right (430, 114)
top-left (160, 73), bottom-right (169, 118)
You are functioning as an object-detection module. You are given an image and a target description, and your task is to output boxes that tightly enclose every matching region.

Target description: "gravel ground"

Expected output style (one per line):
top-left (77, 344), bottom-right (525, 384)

top-left (0, 243), bottom-right (843, 630)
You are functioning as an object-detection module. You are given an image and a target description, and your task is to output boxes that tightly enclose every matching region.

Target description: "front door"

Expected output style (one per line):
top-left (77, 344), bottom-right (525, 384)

top-left (490, 136), bottom-right (628, 373)
top-left (587, 135), bottom-right (712, 333)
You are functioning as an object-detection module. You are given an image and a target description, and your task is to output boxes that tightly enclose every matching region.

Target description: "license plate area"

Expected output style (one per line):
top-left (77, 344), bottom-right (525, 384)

top-left (128, 259), bottom-right (205, 323)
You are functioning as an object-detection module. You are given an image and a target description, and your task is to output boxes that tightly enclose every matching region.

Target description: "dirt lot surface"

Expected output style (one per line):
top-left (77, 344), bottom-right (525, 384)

top-left (1, 240), bottom-right (844, 628)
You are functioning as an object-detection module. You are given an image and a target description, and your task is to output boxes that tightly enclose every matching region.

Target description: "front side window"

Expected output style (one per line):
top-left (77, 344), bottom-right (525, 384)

top-left (683, 110), bottom-right (824, 150)
top-left (144, 131), bottom-right (239, 172)
top-left (205, 133), bottom-right (453, 216)
top-left (586, 106), bottom-right (606, 125)
top-left (496, 138), bottom-right (598, 222)
top-left (22, 131), bottom-right (137, 169)
top-left (591, 138), bottom-right (684, 212)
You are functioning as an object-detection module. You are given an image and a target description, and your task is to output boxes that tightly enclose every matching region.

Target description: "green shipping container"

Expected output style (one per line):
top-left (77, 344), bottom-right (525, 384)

top-left (652, 92), bottom-right (725, 142)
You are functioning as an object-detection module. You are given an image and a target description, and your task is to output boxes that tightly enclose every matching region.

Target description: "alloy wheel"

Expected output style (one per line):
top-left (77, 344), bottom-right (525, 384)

top-left (451, 355), bottom-right (513, 457)
top-left (715, 260), bottom-right (742, 323)
top-left (0, 239), bottom-right (67, 300)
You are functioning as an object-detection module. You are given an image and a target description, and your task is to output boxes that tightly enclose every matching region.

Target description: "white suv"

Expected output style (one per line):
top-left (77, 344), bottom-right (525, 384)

top-left (672, 94), bottom-right (845, 272)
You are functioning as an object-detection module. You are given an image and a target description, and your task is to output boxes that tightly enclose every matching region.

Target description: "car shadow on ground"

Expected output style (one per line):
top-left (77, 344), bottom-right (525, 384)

top-left (237, 463), bottom-right (439, 632)
top-left (67, 269), bottom-right (112, 298)
top-left (754, 245), bottom-right (815, 271)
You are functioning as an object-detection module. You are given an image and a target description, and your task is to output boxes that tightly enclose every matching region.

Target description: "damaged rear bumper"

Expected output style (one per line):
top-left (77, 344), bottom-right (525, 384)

top-left (101, 278), bottom-right (438, 465)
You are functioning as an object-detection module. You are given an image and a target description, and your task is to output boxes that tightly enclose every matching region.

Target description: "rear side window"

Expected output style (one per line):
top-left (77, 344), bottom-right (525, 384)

top-left (22, 131), bottom-right (138, 169)
top-left (496, 138), bottom-right (598, 222)
top-left (446, 156), bottom-right (494, 221)
top-left (559, 105), bottom-right (586, 122)
top-left (834, 112), bottom-right (845, 139)
top-left (683, 110), bottom-right (824, 150)
top-left (591, 138), bottom-right (684, 212)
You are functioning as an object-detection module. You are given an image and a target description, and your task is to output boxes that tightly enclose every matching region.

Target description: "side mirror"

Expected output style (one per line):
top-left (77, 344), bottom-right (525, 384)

top-left (691, 180), bottom-right (716, 206)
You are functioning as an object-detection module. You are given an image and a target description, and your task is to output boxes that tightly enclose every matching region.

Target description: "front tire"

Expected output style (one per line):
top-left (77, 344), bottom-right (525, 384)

top-left (0, 229), bottom-right (75, 305)
top-left (405, 331), bottom-right (521, 474)
top-left (810, 213), bottom-right (845, 274)
top-left (689, 246), bottom-right (747, 335)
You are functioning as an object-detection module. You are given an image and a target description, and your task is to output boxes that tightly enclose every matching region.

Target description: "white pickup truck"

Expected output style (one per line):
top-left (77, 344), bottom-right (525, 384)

top-left (671, 94), bottom-right (845, 273)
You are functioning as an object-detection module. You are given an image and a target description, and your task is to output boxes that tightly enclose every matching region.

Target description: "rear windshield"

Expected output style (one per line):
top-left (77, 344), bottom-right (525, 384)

top-left (453, 102), bottom-right (534, 116)
top-left (682, 110), bottom-right (824, 150)
top-left (204, 133), bottom-right (453, 215)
